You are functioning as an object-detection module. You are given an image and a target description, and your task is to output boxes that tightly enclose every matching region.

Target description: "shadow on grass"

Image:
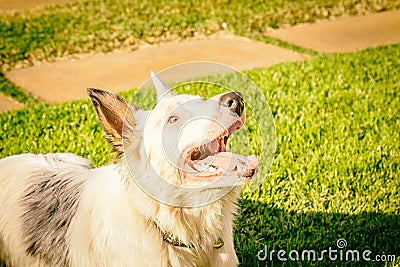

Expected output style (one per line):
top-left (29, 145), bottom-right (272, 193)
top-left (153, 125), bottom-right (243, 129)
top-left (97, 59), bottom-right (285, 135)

top-left (235, 199), bottom-right (400, 266)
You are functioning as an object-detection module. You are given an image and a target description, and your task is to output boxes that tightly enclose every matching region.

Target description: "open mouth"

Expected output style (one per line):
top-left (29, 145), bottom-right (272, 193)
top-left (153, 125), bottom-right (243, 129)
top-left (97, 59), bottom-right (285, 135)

top-left (180, 124), bottom-right (259, 185)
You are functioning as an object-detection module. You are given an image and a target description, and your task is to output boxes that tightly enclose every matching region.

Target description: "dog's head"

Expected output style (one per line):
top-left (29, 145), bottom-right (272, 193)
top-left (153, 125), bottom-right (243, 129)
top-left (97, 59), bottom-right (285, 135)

top-left (88, 73), bottom-right (259, 193)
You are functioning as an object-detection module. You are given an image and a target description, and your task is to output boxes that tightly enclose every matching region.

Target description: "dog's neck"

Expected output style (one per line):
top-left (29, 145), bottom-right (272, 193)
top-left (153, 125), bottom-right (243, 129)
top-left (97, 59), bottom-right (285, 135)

top-left (147, 198), bottom-right (234, 250)
top-left (119, 157), bottom-right (240, 251)
top-left (151, 218), bottom-right (225, 249)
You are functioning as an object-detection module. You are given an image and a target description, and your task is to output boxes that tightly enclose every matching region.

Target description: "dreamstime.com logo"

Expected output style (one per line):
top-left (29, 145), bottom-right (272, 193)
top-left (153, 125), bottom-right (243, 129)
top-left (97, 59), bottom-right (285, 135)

top-left (257, 238), bottom-right (398, 263)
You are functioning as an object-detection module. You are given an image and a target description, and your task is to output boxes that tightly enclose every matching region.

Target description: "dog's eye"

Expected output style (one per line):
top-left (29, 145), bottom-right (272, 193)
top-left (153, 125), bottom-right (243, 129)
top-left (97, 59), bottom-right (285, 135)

top-left (168, 116), bottom-right (179, 124)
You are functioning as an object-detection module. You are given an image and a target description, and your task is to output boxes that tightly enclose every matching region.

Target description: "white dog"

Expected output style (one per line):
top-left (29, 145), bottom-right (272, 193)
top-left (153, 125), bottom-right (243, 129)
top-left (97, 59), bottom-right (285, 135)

top-left (0, 73), bottom-right (259, 267)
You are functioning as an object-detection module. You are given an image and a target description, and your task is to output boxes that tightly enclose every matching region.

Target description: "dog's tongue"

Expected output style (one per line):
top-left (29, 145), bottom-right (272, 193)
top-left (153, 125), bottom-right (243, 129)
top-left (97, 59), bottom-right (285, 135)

top-left (195, 152), bottom-right (259, 177)
top-left (212, 152), bottom-right (259, 175)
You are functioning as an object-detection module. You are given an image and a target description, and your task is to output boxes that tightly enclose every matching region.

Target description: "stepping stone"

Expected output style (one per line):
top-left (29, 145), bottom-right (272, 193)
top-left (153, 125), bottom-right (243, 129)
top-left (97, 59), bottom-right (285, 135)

top-left (0, 0), bottom-right (79, 11)
top-left (5, 36), bottom-right (306, 103)
top-left (0, 94), bottom-right (23, 113)
top-left (267, 10), bottom-right (400, 53)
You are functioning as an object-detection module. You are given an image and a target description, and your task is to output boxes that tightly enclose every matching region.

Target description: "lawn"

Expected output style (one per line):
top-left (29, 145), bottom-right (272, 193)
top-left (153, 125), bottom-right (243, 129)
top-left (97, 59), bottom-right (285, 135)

top-left (1, 43), bottom-right (399, 265)
top-left (235, 44), bottom-right (400, 266)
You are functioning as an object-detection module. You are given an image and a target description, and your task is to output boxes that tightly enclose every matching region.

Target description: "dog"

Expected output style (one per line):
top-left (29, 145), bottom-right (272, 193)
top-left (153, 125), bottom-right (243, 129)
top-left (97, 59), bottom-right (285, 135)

top-left (0, 72), bottom-right (259, 267)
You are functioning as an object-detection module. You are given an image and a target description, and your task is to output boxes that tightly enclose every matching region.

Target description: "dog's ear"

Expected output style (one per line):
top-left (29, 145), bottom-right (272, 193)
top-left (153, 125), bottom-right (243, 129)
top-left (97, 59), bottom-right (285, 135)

top-left (151, 71), bottom-right (176, 101)
top-left (87, 88), bottom-right (135, 153)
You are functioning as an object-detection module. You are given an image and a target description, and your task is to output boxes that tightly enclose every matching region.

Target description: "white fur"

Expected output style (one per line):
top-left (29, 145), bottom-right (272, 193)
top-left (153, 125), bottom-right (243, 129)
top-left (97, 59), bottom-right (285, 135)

top-left (0, 154), bottom-right (240, 266)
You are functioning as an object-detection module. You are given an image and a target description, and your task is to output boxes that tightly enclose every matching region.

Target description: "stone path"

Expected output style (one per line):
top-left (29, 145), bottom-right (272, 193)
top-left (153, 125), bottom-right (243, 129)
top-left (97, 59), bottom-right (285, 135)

top-left (5, 37), bottom-right (307, 103)
top-left (0, 94), bottom-right (23, 112)
top-left (267, 10), bottom-right (400, 53)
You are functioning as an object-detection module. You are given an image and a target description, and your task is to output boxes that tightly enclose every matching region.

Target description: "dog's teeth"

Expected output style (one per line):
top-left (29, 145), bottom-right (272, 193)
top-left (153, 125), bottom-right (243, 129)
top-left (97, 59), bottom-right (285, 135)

top-left (200, 166), bottom-right (208, 171)
top-left (194, 163), bottom-right (201, 171)
top-left (193, 163), bottom-right (199, 170)
top-left (237, 165), bottom-right (243, 173)
top-left (209, 166), bottom-right (217, 173)
top-left (194, 162), bottom-right (209, 171)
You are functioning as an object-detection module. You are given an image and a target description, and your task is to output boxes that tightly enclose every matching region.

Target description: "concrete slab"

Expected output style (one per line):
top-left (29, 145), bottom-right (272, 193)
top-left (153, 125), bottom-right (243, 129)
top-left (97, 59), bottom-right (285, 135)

top-left (5, 36), bottom-right (307, 103)
top-left (0, 94), bottom-right (23, 113)
top-left (0, 0), bottom-right (79, 11)
top-left (267, 10), bottom-right (400, 53)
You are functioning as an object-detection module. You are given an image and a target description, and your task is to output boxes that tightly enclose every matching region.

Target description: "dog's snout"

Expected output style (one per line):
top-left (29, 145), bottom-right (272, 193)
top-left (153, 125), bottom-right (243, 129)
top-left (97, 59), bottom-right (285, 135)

top-left (219, 91), bottom-right (244, 117)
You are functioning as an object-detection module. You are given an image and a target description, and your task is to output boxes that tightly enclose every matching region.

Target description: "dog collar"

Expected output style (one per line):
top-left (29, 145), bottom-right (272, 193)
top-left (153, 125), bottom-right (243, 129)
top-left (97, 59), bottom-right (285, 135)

top-left (152, 221), bottom-right (224, 249)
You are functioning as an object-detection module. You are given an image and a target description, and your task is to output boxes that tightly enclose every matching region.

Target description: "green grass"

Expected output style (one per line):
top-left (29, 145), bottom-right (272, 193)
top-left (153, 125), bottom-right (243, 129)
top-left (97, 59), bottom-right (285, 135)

top-left (1, 43), bottom-right (399, 266)
top-left (0, 73), bottom-right (41, 106)
top-left (235, 44), bottom-right (400, 266)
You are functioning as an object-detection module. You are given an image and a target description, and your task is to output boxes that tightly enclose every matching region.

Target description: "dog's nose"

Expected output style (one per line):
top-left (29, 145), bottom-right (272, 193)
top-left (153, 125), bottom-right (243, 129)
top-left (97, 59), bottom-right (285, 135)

top-left (219, 91), bottom-right (244, 117)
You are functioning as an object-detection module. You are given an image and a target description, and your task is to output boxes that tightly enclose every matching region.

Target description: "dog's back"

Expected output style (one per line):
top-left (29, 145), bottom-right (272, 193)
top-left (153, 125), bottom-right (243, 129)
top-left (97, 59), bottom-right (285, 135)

top-left (0, 154), bottom-right (171, 267)
top-left (0, 154), bottom-right (90, 266)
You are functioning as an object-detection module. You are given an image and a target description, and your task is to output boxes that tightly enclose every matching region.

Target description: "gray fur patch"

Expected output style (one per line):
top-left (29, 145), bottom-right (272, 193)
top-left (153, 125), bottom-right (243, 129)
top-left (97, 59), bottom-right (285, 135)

top-left (0, 235), bottom-right (7, 267)
top-left (20, 170), bottom-right (85, 267)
